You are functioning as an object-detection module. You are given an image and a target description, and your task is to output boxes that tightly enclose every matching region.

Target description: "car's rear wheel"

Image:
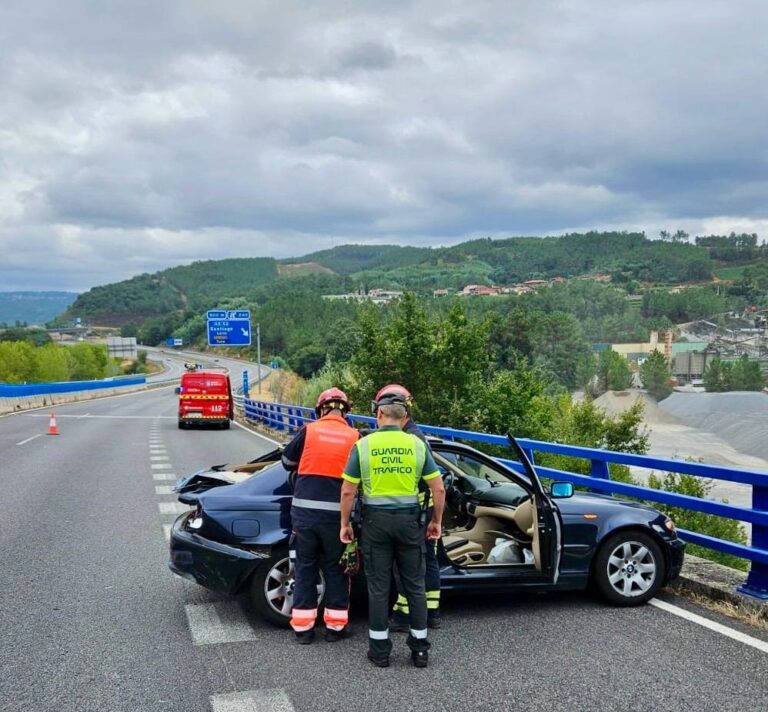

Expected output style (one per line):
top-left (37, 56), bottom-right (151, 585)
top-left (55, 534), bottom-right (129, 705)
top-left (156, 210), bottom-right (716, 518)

top-left (177, 420), bottom-right (185, 429)
top-left (593, 530), bottom-right (665, 606)
top-left (250, 548), bottom-right (326, 628)
top-left (221, 420), bottom-right (230, 430)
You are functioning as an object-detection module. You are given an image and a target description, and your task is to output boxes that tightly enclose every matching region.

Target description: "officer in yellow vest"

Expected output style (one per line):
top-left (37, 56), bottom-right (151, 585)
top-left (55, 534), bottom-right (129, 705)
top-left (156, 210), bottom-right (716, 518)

top-left (340, 392), bottom-right (445, 668)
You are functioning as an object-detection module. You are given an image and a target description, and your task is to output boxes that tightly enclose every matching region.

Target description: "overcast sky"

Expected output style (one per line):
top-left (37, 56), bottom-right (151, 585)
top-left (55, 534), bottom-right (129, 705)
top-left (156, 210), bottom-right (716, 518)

top-left (1, 0), bottom-right (766, 292)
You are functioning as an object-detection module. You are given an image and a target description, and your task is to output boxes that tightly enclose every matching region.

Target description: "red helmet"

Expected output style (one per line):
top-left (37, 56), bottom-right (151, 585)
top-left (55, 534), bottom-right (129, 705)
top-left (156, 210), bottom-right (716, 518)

top-left (315, 387), bottom-right (350, 416)
top-left (372, 383), bottom-right (414, 415)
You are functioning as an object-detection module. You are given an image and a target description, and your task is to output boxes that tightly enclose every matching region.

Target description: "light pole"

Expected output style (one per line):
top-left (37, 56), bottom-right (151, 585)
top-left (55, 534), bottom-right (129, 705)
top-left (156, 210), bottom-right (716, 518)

top-left (256, 323), bottom-right (261, 394)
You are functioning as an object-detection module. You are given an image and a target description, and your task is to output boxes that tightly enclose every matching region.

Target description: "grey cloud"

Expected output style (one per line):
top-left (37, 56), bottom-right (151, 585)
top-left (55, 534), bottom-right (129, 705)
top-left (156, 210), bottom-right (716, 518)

top-left (1, 0), bottom-right (767, 290)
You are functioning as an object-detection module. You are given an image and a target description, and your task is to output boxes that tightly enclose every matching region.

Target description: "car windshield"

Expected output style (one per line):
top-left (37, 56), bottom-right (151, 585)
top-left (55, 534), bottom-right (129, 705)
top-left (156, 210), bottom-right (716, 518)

top-left (435, 448), bottom-right (529, 499)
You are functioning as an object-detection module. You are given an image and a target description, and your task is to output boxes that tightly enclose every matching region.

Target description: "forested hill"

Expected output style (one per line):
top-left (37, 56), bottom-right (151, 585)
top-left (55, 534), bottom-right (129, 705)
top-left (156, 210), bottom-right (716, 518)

top-left (286, 231), bottom-right (713, 289)
top-left (64, 258), bottom-right (279, 325)
top-left (60, 231), bottom-right (759, 327)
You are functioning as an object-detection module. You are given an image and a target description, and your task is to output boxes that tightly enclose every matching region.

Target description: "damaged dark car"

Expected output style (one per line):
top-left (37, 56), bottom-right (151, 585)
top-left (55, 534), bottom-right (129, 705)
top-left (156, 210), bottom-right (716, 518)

top-left (168, 437), bottom-right (685, 627)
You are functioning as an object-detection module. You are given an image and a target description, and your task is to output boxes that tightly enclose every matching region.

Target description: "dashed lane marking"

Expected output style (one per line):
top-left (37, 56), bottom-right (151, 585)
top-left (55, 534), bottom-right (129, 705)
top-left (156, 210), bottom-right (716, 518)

top-left (153, 473), bottom-right (177, 481)
top-left (150, 455), bottom-right (170, 461)
top-left (151, 463), bottom-right (174, 470)
top-left (649, 598), bottom-right (768, 654)
top-left (210, 690), bottom-right (295, 712)
top-left (16, 434), bottom-right (42, 446)
top-left (184, 602), bottom-right (258, 645)
top-left (158, 502), bottom-right (190, 515)
top-left (155, 485), bottom-right (174, 495)
top-left (163, 524), bottom-right (172, 541)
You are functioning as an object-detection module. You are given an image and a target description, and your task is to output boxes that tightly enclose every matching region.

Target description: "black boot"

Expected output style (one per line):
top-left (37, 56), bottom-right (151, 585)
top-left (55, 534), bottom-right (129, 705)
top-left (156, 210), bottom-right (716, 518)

top-left (411, 650), bottom-right (429, 668)
top-left (325, 626), bottom-right (353, 642)
top-left (295, 630), bottom-right (315, 645)
top-left (367, 650), bottom-right (390, 668)
top-left (428, 610), bottom-right (442, 629)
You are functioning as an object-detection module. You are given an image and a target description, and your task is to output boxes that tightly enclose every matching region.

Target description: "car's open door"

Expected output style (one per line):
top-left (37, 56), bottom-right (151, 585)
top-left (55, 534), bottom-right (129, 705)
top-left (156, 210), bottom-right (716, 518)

top-left (508, 435), bottom-right (563, 584)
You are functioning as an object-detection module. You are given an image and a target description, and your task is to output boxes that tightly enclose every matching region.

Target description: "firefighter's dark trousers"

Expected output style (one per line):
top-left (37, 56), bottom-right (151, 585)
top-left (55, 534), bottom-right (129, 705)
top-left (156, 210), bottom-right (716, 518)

top-left (361, 508), bottom-right (430, 659)
top-left (291, 522), bottom-right (349, 633)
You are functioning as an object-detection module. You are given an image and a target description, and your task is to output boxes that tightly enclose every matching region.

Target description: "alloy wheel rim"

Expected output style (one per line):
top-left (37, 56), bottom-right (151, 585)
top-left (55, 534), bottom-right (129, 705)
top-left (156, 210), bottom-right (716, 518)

top-left (606, 540), bottom-right (657, 598)
top-left (264, 556), bottom-right (325, 617)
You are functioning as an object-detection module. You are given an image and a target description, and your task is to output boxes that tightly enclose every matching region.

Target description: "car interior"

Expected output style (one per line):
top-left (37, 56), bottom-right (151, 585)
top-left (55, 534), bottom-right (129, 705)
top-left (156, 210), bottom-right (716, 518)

top-left (433, 451), bottom-right (543, 570)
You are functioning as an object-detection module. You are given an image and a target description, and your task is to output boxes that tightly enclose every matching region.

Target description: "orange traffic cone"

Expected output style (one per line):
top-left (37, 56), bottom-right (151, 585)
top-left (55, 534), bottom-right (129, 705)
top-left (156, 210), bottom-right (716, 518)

top-left (47, 412), bottom-right (59, 435)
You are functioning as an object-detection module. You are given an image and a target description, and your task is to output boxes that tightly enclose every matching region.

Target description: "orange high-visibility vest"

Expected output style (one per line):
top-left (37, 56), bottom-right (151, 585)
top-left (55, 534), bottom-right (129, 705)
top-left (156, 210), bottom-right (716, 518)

top-left (297, 412), bottom-right (359, 478)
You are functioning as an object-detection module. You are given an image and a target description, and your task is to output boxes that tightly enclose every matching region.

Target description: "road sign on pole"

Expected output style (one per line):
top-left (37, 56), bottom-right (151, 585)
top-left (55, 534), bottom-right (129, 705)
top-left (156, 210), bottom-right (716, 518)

top-left (206, 309), bottom-right (252, 346)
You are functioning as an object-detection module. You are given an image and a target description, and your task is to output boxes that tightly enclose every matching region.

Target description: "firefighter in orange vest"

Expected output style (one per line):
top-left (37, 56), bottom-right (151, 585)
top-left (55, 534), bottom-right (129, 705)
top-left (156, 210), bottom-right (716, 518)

top-left (281, 388), bottom-right (360, 644)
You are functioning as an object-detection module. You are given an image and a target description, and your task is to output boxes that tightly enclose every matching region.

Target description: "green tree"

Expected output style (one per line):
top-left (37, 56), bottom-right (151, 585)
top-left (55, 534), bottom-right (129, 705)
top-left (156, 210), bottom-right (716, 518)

top-left (594, 348), bottom-right (633, 394)
top-left (731, 354), bottom-right (764, 390)
top-left (290, 343), bottom-right (329, 379)
top-left (34, 344), bottom-right (70, 382)
top-left (703, 358), bottom-right (728, 392)
top-left (0, 341), bottom-right (36, 382)
top-left (530, 311), bottom-right (593, 390)
top-left (0, 327), bottom-right (52, 347)
top-left (640, 349), bottom-right (672, 400)
top-left (348, 294), bottom-right (490, 426)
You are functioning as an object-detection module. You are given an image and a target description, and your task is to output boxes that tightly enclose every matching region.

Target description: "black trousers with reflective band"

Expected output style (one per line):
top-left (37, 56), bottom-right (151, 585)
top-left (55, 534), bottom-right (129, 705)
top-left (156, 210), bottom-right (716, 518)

top-left (361, 508), bottom-right (430, 656)
top-left (293, 521), bottom-right (349, 613)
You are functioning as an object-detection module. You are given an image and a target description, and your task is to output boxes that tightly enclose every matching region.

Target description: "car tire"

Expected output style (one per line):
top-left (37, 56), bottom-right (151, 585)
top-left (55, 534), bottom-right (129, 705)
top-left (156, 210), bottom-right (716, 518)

top-left (249, 548), bottom-right (326, 628)
top-left (178, 420), bottom-right (185, 429)
top-left (221, 420), bottom-right (230, 430)
top-left (593, 530), bottom-right (665, 607)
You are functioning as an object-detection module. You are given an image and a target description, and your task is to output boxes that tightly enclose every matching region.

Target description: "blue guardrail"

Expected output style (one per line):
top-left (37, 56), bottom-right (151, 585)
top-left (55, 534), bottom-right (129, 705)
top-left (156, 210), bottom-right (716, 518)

top-left (0, 376), bottom-right (146, 398)
top-left (243, 398), bottom-right (768, 600)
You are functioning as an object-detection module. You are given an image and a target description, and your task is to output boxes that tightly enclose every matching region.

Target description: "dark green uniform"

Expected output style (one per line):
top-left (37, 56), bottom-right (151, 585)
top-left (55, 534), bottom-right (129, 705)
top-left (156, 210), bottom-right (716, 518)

top-left (343, 425), bottom-right (440, 662)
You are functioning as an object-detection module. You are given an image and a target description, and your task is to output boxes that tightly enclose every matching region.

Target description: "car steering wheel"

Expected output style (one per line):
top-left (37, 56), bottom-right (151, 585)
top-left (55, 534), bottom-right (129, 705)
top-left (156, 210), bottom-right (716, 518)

top-left (442, 468), bottom-right (468, 521)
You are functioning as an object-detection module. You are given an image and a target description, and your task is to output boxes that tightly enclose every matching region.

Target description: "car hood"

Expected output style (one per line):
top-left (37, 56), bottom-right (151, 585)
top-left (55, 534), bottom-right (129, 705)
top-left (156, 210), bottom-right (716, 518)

top-left (557, 491), bottom-right (665, 518)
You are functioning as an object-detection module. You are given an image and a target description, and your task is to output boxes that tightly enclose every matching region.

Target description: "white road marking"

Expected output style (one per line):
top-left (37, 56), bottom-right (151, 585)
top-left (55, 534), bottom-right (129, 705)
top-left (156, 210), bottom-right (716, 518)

top-left (184, 602), bottom-right (258, 645)
top-left (151, 463), bottom-right (173, 470)
top-left (163, 524), bottom-right (171, 542)
top-left (649, 598), bottom-right (768, 654)
top-left (16, 434), bottom-right (42, 446)
top-left (153, 473), bottom-right (176, 481)
top-left (155, 485), bottom-right (174, 495)
top-left (210, 690), bottom-right (295, 712)
top-left (150, 455), bottom-right (169, 461)
top-left (233, 419), bottom-right (283, 446)
top-left (158, 502), bottom-right (190, 515)
top-left (78, 413), bottom-right (91, 419)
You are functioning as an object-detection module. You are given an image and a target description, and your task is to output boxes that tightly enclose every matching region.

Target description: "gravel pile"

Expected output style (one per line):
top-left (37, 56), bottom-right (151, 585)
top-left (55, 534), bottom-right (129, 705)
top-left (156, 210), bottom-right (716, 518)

top-left (660, 391), bottom-right (768, 460)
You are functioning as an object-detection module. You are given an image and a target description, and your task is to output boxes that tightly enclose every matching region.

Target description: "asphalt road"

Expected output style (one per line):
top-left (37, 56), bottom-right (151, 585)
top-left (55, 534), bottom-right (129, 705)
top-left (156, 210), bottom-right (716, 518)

top-left (2, 387), bottom-right (768, 712)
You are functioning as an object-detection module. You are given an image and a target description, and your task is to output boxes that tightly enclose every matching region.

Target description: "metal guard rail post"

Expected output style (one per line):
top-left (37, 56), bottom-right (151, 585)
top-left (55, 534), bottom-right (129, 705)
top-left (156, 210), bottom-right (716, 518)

top-left (242, 398), bottom-right (768, 599)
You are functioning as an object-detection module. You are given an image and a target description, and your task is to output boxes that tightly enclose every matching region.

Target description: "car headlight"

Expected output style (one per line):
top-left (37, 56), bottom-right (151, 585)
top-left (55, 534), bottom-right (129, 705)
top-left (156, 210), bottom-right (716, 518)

top-left (663, 517), bottom-right (676, 533)
top-left (188, 513), bottom-right (204, 530)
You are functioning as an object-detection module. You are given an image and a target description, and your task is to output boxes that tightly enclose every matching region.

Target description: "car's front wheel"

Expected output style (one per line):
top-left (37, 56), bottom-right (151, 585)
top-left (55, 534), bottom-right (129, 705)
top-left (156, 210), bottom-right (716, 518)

top-left (250, 548), bottom-right (326, 628)
top-left (593, 530), bottom-right (665, 606)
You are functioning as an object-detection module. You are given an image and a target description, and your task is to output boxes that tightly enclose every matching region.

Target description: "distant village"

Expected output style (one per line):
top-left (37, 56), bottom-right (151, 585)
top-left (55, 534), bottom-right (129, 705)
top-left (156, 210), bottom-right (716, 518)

top-left (322, 277), bottom-right (567, 304)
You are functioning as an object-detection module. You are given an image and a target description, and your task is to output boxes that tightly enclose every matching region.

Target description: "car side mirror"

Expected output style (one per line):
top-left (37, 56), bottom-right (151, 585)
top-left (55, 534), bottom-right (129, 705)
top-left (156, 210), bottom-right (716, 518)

top-left (551, 482), bottom-right (574, 498)
top-left (174, 386), bottom-right (181, 394)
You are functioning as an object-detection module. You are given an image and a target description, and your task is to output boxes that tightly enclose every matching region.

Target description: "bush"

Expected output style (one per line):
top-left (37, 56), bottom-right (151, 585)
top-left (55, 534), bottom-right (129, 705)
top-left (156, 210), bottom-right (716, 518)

top-left (646, 472), bottom-right (748, 571)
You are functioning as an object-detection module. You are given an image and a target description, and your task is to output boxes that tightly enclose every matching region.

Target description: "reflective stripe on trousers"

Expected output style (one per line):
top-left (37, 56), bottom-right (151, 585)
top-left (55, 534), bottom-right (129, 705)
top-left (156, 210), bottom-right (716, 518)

top-left (323, 608), bottom-right (349, 632)
top-left (369, 628), bottom-right (389, 640)
top-left (290, 607), bottom-right (317, 633)
top-left (394, 590), bottom-right (440, 613)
